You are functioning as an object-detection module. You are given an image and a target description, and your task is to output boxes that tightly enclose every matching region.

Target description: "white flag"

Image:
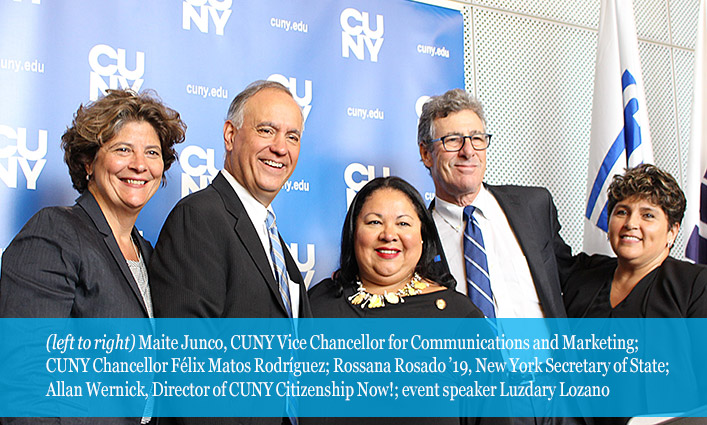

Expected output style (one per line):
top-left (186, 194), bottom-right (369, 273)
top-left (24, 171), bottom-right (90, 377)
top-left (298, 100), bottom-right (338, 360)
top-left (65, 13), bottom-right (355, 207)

top-left (684, 0), bottom-right (707, 264)
top-left (584, 0), bottom-right (654, 255)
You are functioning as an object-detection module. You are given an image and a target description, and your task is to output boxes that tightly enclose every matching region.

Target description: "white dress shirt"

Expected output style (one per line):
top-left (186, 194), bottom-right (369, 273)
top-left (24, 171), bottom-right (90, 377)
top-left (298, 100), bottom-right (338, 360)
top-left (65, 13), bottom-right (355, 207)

top-left (431, 186), bottom-right (545, 318)
top-left (221, 169), bottom-right (300, 318)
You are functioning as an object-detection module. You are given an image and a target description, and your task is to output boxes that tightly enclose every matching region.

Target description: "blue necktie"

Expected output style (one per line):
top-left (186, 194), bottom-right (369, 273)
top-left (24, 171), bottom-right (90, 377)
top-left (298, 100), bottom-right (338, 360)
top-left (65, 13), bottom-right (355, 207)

top-left (266, 211), bottom-right (298, 424)
top-left (463, 205), bottom-right (496, 319)
top-left (266, 211), bottom-right (293, 318)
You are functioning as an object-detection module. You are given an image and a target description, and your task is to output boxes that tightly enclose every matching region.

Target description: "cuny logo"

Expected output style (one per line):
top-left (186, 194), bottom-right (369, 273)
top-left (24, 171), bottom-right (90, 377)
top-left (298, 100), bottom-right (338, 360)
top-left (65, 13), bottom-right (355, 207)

top-left (267, 74), bottom-right (312, 124)
top-left (344, 162), bottom-right (390, 208)
top-left (180, 145), bottom-right (219, 197)
top-left (288, 242), bottom-right (316, 287)
top-left (88, 44), bottom-right (144, 101)
top-left (340, 7), bottom-right (384, 62)
top-left (183, 0), bottom-right (232, 36)
top-left (416, 95), bottom-right (436, 202)
top-left (0, 125), bottom-right (47, 190)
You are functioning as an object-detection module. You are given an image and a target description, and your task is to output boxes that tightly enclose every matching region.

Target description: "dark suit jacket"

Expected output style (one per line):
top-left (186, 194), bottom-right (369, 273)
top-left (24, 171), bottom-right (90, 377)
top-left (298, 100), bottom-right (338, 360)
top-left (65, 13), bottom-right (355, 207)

top-left (564, 255), bottom-right (707, 417)
top-left (0, 190), bottom-right (152, 318)
top-left (0, 191), bottom-right (151, 425)
top-left (149, 173), bottom-right (310, 425)
top-left (563, 254), bottom-right (707, 318)
top-left (150, 172), bottom-right (311, 320)
top-left (430, 184), bottom-right (573, 318)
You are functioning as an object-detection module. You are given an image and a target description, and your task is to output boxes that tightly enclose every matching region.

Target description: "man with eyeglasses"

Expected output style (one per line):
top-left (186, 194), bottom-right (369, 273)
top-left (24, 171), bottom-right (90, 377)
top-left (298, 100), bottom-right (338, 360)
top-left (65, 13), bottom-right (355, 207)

top-left (418, 88), bottom-right (580, 425)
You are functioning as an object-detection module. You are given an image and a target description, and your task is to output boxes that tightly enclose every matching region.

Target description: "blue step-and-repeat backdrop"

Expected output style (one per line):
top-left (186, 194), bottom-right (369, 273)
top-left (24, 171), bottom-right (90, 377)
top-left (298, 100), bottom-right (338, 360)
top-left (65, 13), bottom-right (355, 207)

top-left (0, 0), bottom-right (463, 287)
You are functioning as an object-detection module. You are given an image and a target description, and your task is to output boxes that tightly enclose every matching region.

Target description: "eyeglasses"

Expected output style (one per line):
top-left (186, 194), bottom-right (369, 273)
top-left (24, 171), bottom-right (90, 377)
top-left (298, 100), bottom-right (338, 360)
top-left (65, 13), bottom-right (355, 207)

top-left (429, 133), bottom-right (492, 152)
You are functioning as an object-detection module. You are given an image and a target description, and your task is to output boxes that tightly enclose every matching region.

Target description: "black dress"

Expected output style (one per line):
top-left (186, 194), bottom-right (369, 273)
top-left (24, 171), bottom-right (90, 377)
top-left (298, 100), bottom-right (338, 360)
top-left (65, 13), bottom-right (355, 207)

top-left (309, 278), bottom-right (484, 319)
top-left (563, 255), bottom-right (707, 425)
top-left (305, 279), bottom-right (506, 425)
top-left (563, 255), bottom-right (707, 319)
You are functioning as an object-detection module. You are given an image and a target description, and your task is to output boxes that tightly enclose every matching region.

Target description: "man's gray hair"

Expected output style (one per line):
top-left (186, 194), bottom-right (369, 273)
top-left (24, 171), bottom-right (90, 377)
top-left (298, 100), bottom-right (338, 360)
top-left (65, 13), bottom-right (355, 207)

top-left (226, 80), bottom-right (300, 128)
top-left (417, 88), bottom-right (487, 147)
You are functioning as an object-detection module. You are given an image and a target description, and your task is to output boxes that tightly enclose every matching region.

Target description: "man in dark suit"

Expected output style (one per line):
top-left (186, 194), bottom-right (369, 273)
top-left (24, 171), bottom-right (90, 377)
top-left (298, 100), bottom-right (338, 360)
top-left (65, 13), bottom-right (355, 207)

top-left (417, 89), bottom-right (579, 424)
top-left (149, 81), bottom-right (311, 423)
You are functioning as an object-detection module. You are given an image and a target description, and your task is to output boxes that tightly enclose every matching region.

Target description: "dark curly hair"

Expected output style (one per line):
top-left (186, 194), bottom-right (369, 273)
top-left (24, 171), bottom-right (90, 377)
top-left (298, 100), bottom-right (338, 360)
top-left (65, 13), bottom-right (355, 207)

top-left (607, 164), bottom-right (686, 229)
top-left (61, 89), bottom-right (186, 193)
top-left (333, 176), bottom-right (455, 295)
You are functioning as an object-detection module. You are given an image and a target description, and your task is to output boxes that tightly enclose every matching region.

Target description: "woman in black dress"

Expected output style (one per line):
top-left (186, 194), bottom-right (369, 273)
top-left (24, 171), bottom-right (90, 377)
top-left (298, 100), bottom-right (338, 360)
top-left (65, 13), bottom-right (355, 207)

top-left (563, 164), bottom-right (707, 424)
top-left (564, 164), bottom-right (707, 318)
top-left (309, 176), bottom-right (483, 319)
top-left (308, 177), bottom-right (506, 425)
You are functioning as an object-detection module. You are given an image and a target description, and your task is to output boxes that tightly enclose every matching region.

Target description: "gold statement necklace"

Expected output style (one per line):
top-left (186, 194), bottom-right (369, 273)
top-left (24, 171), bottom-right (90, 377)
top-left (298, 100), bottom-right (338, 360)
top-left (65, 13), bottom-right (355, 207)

top-left (348, 272), bottom-right (429, 309)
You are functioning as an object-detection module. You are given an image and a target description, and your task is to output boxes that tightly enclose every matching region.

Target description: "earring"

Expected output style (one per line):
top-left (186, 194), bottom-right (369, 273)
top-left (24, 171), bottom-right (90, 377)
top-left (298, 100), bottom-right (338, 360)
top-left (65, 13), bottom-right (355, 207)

top-left (86, 174), bottom-right (90, 181)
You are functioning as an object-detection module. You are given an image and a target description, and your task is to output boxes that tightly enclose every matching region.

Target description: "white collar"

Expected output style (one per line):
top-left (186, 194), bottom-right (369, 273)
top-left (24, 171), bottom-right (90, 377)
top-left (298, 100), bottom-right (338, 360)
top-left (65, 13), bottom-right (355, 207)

top-left (220, 169), bottom-right (274, 226)
top-left (434, 185), bottom-right (492, 227)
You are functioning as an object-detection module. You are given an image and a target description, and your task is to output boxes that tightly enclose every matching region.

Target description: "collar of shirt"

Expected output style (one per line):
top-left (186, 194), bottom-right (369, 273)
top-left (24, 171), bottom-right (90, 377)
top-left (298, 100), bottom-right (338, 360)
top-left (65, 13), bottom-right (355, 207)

top-left (220, 169), bottom-right (273, 252)
top-left (434, 185), bottom-right (493, 230)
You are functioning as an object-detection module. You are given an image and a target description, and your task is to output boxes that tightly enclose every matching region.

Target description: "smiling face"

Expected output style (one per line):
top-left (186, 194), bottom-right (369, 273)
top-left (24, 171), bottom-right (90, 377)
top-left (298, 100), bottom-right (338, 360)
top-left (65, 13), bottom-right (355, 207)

top-left (224, 88), bottom-right (303, 206)
top-left (608, 196), bottom-right (679, 271)
top-left (87, 120), bottom-right (163, 221)
top-left (420, 109), bottom-right (486, 206)
top-left (353, 188), bottom-right (423, 292)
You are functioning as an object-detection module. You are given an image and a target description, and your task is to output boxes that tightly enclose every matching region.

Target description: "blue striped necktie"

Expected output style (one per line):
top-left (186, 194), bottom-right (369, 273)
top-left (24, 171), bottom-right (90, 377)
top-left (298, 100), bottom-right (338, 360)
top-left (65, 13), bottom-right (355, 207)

top-left (266, 211), bottom-right (293, 318)
top-left (463, 205), bottom-right (496, 319)
top-left (266, 211), bottom-right (298, 425)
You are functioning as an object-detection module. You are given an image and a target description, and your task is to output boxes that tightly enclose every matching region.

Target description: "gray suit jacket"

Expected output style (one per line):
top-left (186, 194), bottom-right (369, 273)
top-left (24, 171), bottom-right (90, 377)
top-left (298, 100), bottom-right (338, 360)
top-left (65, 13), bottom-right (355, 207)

top-left (0, 190), bottom-right (152, 318)
top-left (0, 191), bottom-right (151, 424)
top-left (430, 184), bottom-right (573, 318)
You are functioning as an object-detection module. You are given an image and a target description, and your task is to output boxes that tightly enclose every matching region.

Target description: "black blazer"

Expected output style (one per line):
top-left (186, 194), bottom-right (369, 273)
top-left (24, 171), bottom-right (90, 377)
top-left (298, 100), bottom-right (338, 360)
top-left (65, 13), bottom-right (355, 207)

top-left (429, 184), bottom-right (574, 318)
top-left (563, 254), bottom-right (707, 318)
top-left (0, 191), bottom-right (152, 425)
top-left (0, 190), bottom-right (152, 319)
top-left (150, 172), bottom-right (312, 319)
top-left (563, 255), bottom-right (707, 416)
top-left (149, 173), bottom-right (311, 425)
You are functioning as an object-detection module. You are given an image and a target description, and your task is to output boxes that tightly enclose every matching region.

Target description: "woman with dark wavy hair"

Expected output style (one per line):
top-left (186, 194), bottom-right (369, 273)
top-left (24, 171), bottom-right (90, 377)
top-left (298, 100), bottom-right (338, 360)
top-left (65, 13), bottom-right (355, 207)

top-left (1, 89), bottom-right (185, 326)
top-left (564, 164), bottom-right (707, 425)
top-left (0, 90), bottom-right (185, 424)
top-left (564, 164), bottom-right (707, 318)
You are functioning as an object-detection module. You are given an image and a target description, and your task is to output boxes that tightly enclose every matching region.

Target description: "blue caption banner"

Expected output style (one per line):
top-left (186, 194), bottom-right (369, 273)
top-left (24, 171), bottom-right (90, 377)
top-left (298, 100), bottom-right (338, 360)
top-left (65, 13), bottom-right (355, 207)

top-left (1, 318), bottom-right (706, 417)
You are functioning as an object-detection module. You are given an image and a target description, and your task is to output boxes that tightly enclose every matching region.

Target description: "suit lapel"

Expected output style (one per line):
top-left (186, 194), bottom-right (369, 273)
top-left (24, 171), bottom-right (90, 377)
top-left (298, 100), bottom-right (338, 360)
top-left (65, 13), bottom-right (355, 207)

top-left (76, 192), bottom-right (149, 316)
top-left (134, 230), bottom-right (152, 265)
top-left (486, 185), bottom-right (553, 300)
top-left (212, 174), bottom-right (288, 315)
